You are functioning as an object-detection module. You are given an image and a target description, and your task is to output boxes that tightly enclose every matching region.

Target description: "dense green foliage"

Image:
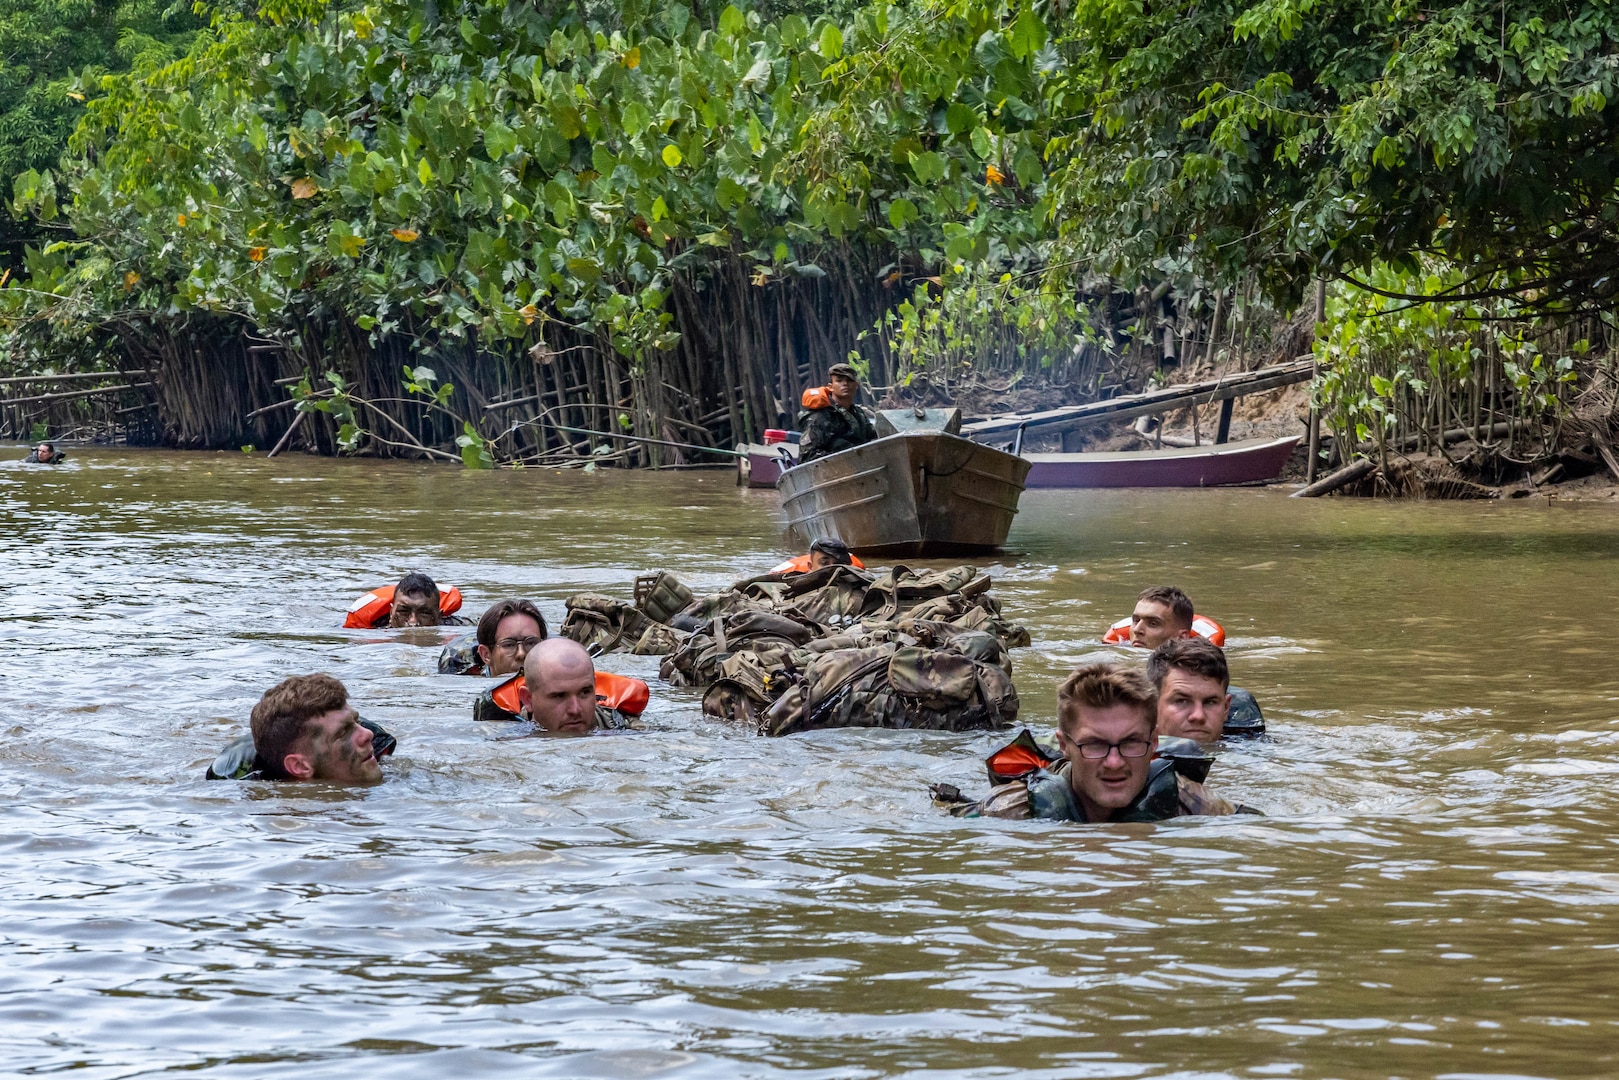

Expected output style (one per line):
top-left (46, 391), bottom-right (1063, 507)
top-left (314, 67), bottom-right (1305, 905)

top-left (7, 0), bottom-right (1619, 467)
top-left (1044, 0), bottom-right (1619, 311)
top-left (0, 0), bottom-right (202, 267)
top-left (10, 0), bottom-right (1055, 364)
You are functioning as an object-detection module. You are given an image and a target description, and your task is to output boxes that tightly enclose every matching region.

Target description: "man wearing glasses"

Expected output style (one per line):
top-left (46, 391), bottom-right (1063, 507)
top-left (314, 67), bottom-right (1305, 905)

top-left (439, 599), bottom-right (548, 676)
top-left (936, 662), bottom-right (1251, 822)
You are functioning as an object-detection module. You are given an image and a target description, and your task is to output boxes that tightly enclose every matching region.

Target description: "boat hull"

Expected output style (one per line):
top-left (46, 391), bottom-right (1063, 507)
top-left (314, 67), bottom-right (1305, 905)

top-left (1023, 435), bottom-right (1300, 489)
top-left (777, 433), bottom-right (1029, 556)
top-left (736, 443), bottom-right (798, 488)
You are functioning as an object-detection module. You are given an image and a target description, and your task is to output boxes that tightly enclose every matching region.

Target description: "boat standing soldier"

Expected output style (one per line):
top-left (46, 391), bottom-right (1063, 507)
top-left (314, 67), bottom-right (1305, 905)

top-left (797, 363), bottom-right (877, 465)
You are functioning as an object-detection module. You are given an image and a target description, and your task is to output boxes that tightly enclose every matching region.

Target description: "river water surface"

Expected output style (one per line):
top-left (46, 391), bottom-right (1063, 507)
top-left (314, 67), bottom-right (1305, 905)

top-left (4, 448), bottom-right (1619, 1078)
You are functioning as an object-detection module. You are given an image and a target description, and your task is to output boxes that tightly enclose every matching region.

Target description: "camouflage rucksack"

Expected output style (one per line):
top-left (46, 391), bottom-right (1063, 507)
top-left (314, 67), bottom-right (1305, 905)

top-left (860, 565), bottom-right (985, 621)
top-left (660, 608), bottom-right (822, 687)
top-left (560, 593), bottom-right (688, 655)
top-left (761, 633), bottom-right (1018, 737)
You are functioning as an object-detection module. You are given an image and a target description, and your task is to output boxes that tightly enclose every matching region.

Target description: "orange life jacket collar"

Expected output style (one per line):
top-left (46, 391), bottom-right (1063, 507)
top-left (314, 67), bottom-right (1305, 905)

top-left (1103, 614), bottom-right (1226, 648)
top-left (490, 670), bottom-right (651, 718)
top-left (343, 584), bottom-right (464, 629)
top-left (767, 552), bottom-right (867, 575)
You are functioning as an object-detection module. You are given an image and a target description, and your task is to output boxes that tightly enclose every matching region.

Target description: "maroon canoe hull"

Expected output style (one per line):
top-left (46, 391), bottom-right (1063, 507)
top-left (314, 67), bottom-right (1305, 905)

top-left (737, 443), bottom-right (798, 488)
top-left (1023, 436), bottom-right (1300, 489)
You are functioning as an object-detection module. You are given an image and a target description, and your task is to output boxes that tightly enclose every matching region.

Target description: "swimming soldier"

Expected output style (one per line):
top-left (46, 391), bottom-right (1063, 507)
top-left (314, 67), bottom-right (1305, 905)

top-left (344, 571), bottom-right (472, 629)
top-left (1116, 585), bottom-right (1201, 649)
top-left (765, 537), bottom-right (865, 575)
top-left (933, 662), bottom-right (1253, 822)
top-left (1145, 637), bottom-right (1263, 740)
top-left (439, 598), bottom-right (548, 675)
top-left (473, 638), bottom-right (647, 734)
top-left (205, 673), bottom-right (396, 783)
top-left (23, 441), bottom-right (65, 464)
top-left (796, 362), bottom-right (877, 465)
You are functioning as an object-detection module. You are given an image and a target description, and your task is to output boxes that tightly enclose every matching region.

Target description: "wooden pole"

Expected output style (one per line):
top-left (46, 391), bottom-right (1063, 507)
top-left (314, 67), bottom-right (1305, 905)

top-left (267, 411), bottom-right (305, 457)
top-left (1, 382), bottom-right (153, 406)
top-left (1305, 277), bottom-right (1326, 484)
top-left (0, 370), bottom-right (149, 385)
top-left (1292, 458), bottom-right (1375, 498)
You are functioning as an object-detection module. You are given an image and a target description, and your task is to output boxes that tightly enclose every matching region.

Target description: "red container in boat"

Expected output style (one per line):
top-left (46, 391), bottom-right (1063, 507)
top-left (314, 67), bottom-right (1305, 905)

top-left (762, 428), bottom-right (789, 445)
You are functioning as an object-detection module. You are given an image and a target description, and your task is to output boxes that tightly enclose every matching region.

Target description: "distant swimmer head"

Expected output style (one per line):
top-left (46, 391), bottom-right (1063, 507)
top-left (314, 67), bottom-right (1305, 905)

top-left (477, 598), bottom-right (548, 677)
top-left (1055, 662), bottom-right (1158, 820)
top-left (1147, 637), bottom-right (1231, 744)
top-left (250, 673), bottom-right (382, 785)
top-left (389, 572), bottom-right (442, 627)
top-left (520, 638), bottom-right (597, 737)
top-left (1129, 585), bottom-right (1194, 649)
top-left (809, 537), bottom-right (854, 570)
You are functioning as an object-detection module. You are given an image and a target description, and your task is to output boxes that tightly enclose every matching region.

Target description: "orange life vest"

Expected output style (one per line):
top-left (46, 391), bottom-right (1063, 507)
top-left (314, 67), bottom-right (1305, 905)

top-left (489, 670), bottom-right (651, 718)
top-left (343, 584), bottom-right (464, 629)
top-left (767, 552), bottom-right (867, 575)
top-left (801, 386), bottom-right (833, 410)
top-left (1103, 614), bottom-right (1226, 647)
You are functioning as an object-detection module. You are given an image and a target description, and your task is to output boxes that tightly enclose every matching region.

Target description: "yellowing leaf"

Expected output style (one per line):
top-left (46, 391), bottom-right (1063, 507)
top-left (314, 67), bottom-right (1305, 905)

top-left (519, 304), bottom-right (538, 324)
top-left (661, 144), bottom-right (683, 168)
top-left (985, 164), bottom-right (1006, 186)
top-left (248, 246), bottom-right (267, 261)
top-left (176, 213), bottom-right (188, 226)
top-left (123, 271), bottom-right (140, 290)
top-left (623, 47), bottom-right (640, 68)
top-left (290, 177), bottom-right (319, 199)
top-left (66, 90), bottom-right (85, 102)
top-left (337, 234), bottom-right (366, 257)
top-left (391, 228), bottom-right (419, 242)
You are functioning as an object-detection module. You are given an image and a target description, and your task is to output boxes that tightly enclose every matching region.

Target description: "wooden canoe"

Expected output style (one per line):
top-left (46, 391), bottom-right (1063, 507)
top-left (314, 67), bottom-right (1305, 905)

top-left (1022, 435), bottom-right (1300, 488)
top-left (777, 431), bottom-right (1030, 556)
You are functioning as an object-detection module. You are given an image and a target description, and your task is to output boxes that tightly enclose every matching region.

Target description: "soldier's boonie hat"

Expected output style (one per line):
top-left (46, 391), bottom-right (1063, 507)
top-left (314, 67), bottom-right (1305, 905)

top-left (827, 362), bottom-right (860, 381)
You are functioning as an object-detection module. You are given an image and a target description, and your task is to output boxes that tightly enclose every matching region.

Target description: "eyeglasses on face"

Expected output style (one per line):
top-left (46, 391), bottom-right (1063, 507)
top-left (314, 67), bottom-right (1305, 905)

top-left (495, 636), bottom-right (543, 652)
top-left (1074, 737), bottom-right (1152, 760)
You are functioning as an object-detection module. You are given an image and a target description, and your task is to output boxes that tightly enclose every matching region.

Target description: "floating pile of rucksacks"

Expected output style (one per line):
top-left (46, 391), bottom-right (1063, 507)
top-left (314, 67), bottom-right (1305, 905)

top-left (557, 563), bottom-right (1031, 737)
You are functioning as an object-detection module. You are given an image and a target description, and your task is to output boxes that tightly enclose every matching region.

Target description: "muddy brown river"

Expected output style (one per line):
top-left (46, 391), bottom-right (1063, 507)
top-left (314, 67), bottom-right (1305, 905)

top-left (4, 448), bottom-right (1618, 1078)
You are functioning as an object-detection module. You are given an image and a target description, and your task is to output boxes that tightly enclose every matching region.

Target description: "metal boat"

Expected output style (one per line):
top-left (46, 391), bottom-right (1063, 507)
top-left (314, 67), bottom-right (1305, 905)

top-left (776, 408), bottom-right (1029, 556)
top-left (1022, 435), bottom-right (1300, 488)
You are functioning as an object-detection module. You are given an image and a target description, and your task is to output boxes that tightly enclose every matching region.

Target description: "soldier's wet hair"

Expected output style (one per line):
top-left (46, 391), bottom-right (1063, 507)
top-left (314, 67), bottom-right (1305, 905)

top-left (1138, 585), bottom-right (1194, 631)
top-left (1057, 662), bottom-right (1157, 732)
top-left (251, 673), bottom-right (348, 781)
top-left (396, 571), bottom-right (440, 602)
top-left (1147, 637), bottom-right (1229, 691)
top-left (476, 598), bottom-right (549, 651)
top-left (809, 538), bottom-right (853, 566)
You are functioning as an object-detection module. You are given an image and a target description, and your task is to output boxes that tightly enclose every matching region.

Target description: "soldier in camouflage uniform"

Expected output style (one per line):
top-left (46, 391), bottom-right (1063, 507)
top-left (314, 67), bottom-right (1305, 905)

top-left (935, 662), bottom-right (1254, 823)
top-left (797, 362), bottom-right (877, 464)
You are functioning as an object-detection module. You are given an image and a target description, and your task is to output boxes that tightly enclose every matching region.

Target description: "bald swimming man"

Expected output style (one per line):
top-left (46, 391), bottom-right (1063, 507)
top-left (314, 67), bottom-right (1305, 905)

top-left (469, 638), bottom-right (646, 734)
